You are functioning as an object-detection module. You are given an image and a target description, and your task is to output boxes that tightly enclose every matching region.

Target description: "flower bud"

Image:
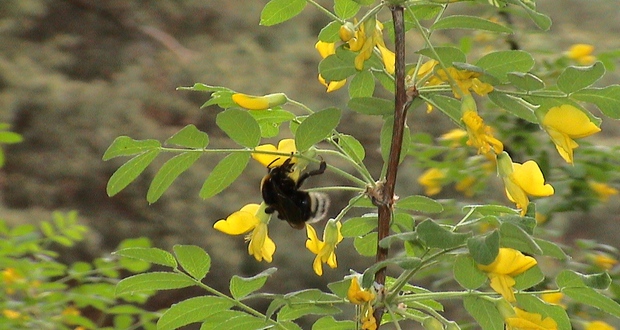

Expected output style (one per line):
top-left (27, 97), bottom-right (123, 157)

top-left (496, 151), bottom-right (514, 178)
top-left (460, 94), bottom-right (477, 114)
top-left (232, 93), bottom-right (287, 111)
top-left (494, 298), bottom-right (516, 319)
top-left (422, 317), bottom-right (444, 330)
top-left (339, 22), bottom-right (356, 42)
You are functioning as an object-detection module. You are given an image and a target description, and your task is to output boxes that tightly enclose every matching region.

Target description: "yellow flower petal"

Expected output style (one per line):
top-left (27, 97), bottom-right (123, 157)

top-left (506, 308), bottom-right (558, 330)
top-left (213, 204), bottom-right (261, 235)
top-left (377, 44), bottom-right (395, 74)
top-left (489, 273), bottom-right (517, 302)
top-left (585, 321), bottom-right (615, 330)
top-left (478, 248), bottom-right (537, 302)
top-left (543, 105), bottom-right (601, 139)
top-left (315, 41), bottom-right (336, 59)
top-left (511, 161), bottom-right (554, 197)
top-left (247, 222), bottom-right (275, 262)
top-left (252, 139), bottom-right (297, 167)
top-left (589, 181), bottom-right (619, 202)
top-left (305, 223), bottom-right (324, 255)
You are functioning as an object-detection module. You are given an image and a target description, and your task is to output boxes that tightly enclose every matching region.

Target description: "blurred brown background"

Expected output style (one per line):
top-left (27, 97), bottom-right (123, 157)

top-left (0, 0), bottom-right (618, 323)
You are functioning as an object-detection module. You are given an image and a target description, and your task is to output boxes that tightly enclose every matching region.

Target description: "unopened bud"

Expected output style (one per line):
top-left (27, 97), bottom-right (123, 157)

top-left (232, 93), bottom-right (288, 111)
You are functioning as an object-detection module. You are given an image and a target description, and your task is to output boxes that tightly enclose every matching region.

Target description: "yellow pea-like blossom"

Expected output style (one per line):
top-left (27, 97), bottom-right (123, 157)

top-left (585, 320), bottom-right (615, 330)
top-left (347, 277), bottom-right (377, 330)
top-left (306, 220), bottom-right (343, 276)
top-left (567, 43), bottom-right (596, 65)
top-left (461, 96), bottom-right (503, 155)
top-left (252, 138), bottom-right (297, 168)
top-left (417, 168), bottom-right (446, 196)
top-left (589, 181), bottom-right (618, 202)
top-left (592, 254), bottom-right (618, 270)
top-left (541, 104), bottom-right (601, 164)
top-left (440, 128), bottom-right (468, 148)
top-left (498, 152), bottom-right (554, 216)
top-left (505, 307), bottom-right (558, 330)
top-left (345, 18), bottom-right (395, 74)
top-left (214, 203), bottom-right (276, 263)
top-left (477, 248), bottom-right (538, 302)
top-left (231, 92), bottom-right (287, 111)
top-left (541, 292), bottom-right (565, 309)
top-left (316, 41), bottom-right (347, 92)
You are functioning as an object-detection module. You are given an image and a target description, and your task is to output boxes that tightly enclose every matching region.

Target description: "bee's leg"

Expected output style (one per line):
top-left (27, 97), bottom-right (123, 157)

top-left (296, 160), bottom-right (326, 188)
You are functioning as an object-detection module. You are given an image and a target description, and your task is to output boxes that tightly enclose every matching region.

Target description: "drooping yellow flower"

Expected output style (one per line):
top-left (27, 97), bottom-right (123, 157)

top-left (232, 93), bottom-right (288, 111)
top-left (477, 248), bottom-right (538, 302)
top-left (61, 306), bottom-right (81, 317)
top-left (498, 152), bottom-right (554, 216)
top-left (440, 128), bottom-right (468, 148)
top-left (589, 181), bottom-right (618, 202)
top-left (541, 104), bottom-right (601, 164)
top-left (592, 254), bottom-right (618, 270)
top-left (2, 309), bottom-right (22, 320)
top-left (417, 168), bottom-right (446, 196)
top-left (427, 66), bottom-right (494, 98)
top-left (567, 44), bottom-right (596, 65)
top-left (214, 203), bottom-right (276, 262)
top-left (316, 41), bottom-right (347, 92)
top-left (585, 320), bottom-right (615, 330)
top-left (455, 176), bottom-right (477, 197)
top-left (347, 277), bottom-right (377, 330)
top-left (505, 308), bottom-right (558, 330)
top-left (463, 110), bottom-right (504, 155)
top-left (306, 220), bottom-right (343, 276)
top-left (345, 17), bottom-right (395, 74)
top-left (541, 292), bottom-right (565, 309)
top-left (252, 138), bottom-right (297, 168)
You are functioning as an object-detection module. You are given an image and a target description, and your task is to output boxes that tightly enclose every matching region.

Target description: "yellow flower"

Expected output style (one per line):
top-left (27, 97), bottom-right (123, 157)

top-left (347, 277), bottom-right (377, 330)
top-left (593, 254), bottom-right (618, 270)
top-left (347, 277), bottom-right (375, 304)
top-left (589, 181), bottom-right (618, 202)
top-left (462, 111), bottom-right (504, 155)
top-left (455, 176), bottom-right (476, 197)
top-left (427, 66), bottom-right (493, 98)
top-left (2, 309), bottom-right (22, 320)
top-left (440, 128), bottom-right (468, 148)
top-left (505, 308), bottom-right (558, 330)
top-left (306, 220), bottom-right (343, 276)
top-left (567, 44), bottom-right (596, 65)
top-left (214, 203), bottom-right (276, 262)
top-left (541, 292), bottom-right (565, 309)
top-left (585, 320), bottom-right (615, 330)
top-left (498, 152), bottom-right (554, 216)
top-left (232, 93), bottom-right (288, 111)
top-left (316, 41), bottom-right (347, 92)
top-left (345, 17), bottom-right (394, 74)
top-left (477, 248), bottom-right (538, 302)
top-left (252, 139), bottom-right (297, 168)
top-left (541, 104), bottom-right (601, 164)
top-left (417, 168), bottom-right (446, 196)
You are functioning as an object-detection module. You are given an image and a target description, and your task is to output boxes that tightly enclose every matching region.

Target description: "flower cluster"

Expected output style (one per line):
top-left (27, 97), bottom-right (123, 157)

top-left (347, 277), bottom-right (377, 330)
top-left (417, 60), bottom-right (494, 99)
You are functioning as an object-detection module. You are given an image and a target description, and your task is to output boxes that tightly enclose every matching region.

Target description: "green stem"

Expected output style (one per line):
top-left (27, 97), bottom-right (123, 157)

top-left (306, 0), bottom-right (343, 23)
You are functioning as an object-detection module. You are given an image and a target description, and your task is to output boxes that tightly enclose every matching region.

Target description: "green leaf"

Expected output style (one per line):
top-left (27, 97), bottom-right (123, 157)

top-left (115, 272), bottom-right (195, 295)
top-left (216, 109), bottom-right (261, 148)
top-left (417, 219), bottom-right (470, 249)
top-left (347, 97), bottom-right (393, 115)
top-left (327, 278), bottom-right (352, 299)
top-left (557, 62), bottom-right (605, 94)
top-left (534, 238), bottom-right (569, 260)
top-left (396, 195), bottom-right (443, 213)
top-left (562, 287), bottom-right (620, 318)
top-left (516, 295), bottom-right (571, 330)
top-left (103, 136), bottom-right (161, 161)
top-left (417, 46), bottom-right (466, 66)
top-left (318, 21), bottom-right (342, 42)
top-left (475, 50), bottom-right (535, 81)
top-left (463, 296), bottom-right (504, 330)
top-left (432, 15), bottom-right (512, 34)
top-left (341, 216), bottom-right (377, 237)
top-left (147, 152), bottom-right (201, 203)
top-left (295, 107), bottom-right (341, 151)
top-left (349, 71), bottom-right (375, 98)
top-left (312, 316), bottom-right (356, 330)
top-left (454, 255), bottom-right (486, 290)
top-left (507, 72), bottom-right (545, 91)
top-left (514, 266), bottom-right (544, 290)
top-left (0, 131), bottom-right (22, 144)
top-left (158, 296), bottom-right (234, 330)
top-left (499, 222), bottom-right (542, 255)
top-left (380, 116), bottom-right (411, 163)
top-left (334, 0), bottom-right (360, 19)
top-left (173, 245), bottom-right (211, 281)
top-left (426, 94), bottom-right (462, 125)
top-left (165, 124), bottom-right (209, 149)
top-left (249, 108), bottom-right (295, 138)
top-left (199, 153), bottom-right (250, 199)
top-left (507, 0), bottom-right (551, 30)
top-left (488, 91), bottom-right (538, 123)
top-left (230, 268), bottom-right (276, 300)
top-left (114, 247), bottom-right (177, 268)
top-left (40, 221), bottom-right (55, 237)
top-left (260, 0), bottom-right (306, 26)
top-left (354, 232), bottom-right (378, 256)
top-left (107, 149), bottom-right (160, 197)
top-left (556, 270), bottom-right (611, 290)
top-left (338, 134), bottom-right (366, 163)
top-left (201, 311), bottom-right (272, 330)
top-left (318, 51), bottom-right (358, 81)
top-left (278, 290), bottom-right (342, 321)
top-left (572, 85), bottom-right (620, 119)
top-left (468, 230), bottom-right (500, 265)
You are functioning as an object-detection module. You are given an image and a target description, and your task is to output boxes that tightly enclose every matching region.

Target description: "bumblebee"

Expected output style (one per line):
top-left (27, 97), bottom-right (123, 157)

top-left (261, 157), bottom-right (330, 229)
